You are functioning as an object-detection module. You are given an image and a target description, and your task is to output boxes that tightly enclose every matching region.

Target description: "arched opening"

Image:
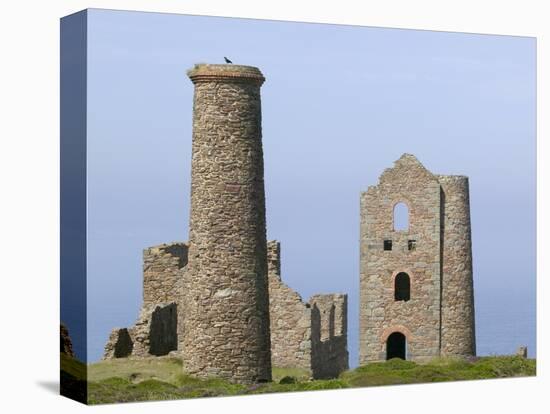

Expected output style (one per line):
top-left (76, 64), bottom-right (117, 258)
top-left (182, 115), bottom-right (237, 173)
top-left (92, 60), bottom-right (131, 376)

top-left (113, 328), bottom-right (133, 358)
top-left (394, 272), bottom-right (410, 301)
top-left (149, 303), bottom-right (178, 356)
top-left (386, 332), bottom-right (406, 360)
top-left (393, 202), bottom-right (409, 231)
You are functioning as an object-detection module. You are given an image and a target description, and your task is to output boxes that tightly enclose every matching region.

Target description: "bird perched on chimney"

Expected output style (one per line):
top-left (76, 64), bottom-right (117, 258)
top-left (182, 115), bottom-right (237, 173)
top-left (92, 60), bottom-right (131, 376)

top-left (224, 56), bottom-right (233, 64)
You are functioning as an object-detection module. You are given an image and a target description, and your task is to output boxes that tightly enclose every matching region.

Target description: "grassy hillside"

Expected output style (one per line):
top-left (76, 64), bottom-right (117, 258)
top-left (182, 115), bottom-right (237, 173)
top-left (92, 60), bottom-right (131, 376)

top-left (83, 356), bottom-right (535, 404)
top-left (60, 353), bottom-right (88, 403)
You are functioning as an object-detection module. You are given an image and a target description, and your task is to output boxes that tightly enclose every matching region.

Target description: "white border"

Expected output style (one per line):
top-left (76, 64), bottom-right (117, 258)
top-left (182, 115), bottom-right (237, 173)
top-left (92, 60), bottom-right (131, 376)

top-left (0, 1), bottom-right (546, 413)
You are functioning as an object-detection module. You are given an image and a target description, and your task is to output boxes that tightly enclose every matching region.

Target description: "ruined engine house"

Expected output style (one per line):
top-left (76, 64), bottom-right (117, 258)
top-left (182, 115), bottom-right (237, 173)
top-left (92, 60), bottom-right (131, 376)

top-left (359, 154), bottom-right (476, 363)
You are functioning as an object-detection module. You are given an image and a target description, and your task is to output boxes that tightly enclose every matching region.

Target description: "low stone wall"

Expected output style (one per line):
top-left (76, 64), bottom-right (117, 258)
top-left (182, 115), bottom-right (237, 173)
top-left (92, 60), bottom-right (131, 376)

top-left (103, 303), bottom-right (178, 359)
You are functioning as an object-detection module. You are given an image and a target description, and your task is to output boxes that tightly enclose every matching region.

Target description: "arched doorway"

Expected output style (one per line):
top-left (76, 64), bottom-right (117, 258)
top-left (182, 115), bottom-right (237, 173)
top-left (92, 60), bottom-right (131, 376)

top-left (386, 332), bottom-right (406, 360)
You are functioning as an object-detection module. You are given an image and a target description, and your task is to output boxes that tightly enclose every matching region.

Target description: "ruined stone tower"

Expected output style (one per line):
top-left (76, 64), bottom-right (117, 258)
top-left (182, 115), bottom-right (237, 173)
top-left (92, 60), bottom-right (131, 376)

top-left (359, 154), bottom-right (475, 363)
top-left (103, 63), bottom-right (349, 382)
top-left (183, 64), bottom-right (271, 383)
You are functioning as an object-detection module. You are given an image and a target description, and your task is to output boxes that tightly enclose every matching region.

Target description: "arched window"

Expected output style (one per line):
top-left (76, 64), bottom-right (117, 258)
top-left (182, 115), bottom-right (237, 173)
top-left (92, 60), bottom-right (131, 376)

top-left (393, 202), bottom-right (409, 231)
top-left (386, 332), bottom-right (406, 360)
top-left (394, 272), bottom-right (410, 301)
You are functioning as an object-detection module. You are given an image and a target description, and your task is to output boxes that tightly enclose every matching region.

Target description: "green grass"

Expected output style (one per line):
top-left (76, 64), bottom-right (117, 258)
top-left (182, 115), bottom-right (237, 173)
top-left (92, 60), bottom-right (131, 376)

top-left (251, 378), bottom-right (349, 395)
top-left (341, 356), bottom-right (535, 387)
top-left (88, 356), bottom-right (184, 384)
top-left (88, 377), bottom-right (178, 403)
top-left (83, 356), bottom-right (536, 404)
top-left (60, 353), bottom-right (88, 403)
top-left (87, 358), bottom-right (248, 404)
top-left (271, 367), bottom-right (311, 383)
top-left (61, 352), bottom-right (87, 380)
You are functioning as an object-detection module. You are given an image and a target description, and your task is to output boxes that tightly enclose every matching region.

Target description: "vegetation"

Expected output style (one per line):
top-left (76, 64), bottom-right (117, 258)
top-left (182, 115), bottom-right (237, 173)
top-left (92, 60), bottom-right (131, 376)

top-left (88, 356), bottom-right (184, 384)
top-left (78, 356), bottom-right (535, 404)
top-left (340, 356), bottom-right (535, 387)
top-left (61, 352), bottom-right (87, 381)
top-left (271, 367), bottom-right (311, 383)
top-left (60, 353), bottom-right (88, 403)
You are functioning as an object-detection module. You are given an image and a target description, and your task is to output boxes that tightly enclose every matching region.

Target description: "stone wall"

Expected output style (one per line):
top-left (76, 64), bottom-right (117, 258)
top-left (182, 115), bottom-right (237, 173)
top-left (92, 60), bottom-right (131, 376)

top-left (103, 303), bottom-right (178, 359)
top-left (143, 243), bottom-right (187, 305)
top-left (183, 64), bottom-right (272, 383)
top-left (267, 241), bottom-right (349, 378)
top-left (310, 294), bottom-right (349, 379)
top-left (105, 238), bottom-right (349, 380)
top-left (142, 242), bottom-right (188, 351)
top-left (103, 328), bottom-right (133, 359)
top-left (359, 154), bottom-right (475, 364)
top-left (267, 241), bottom-right (312, 371)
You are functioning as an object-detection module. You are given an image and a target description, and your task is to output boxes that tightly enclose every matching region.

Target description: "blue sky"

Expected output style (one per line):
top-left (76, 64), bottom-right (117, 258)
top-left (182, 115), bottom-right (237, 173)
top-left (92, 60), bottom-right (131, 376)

top-left (85, 9), bottom-right (536, 364)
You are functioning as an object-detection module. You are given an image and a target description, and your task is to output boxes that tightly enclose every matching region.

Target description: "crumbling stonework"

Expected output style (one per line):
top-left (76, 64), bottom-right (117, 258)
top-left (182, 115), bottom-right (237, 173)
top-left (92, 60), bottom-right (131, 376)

top-left (143, 243), bottom-right (187, 305)
top-left (310, 294), bottom-right (349, 379)
top-left (268, 241), bottom-right (313, 371)
top-left (103, 242), bottom-right (187, 361)
top-left (103, 303), bottom-right (177, 359)
top-left (60, 323), bottom-right (75, 357)
top-left (105, 239), bottom-right (349, 379)
top-left (359, 154), bottom-right (475, 364)
top-left (142, 243), bottom-right (187, 351)
top-left (103, 328), bottom-right (133, 359)
top-left (268, 241), bottom-right (349, 378)
top-left (103, 63), bottom-right (350, 382)
top-left (516, 346), bottom-right (528, 358)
